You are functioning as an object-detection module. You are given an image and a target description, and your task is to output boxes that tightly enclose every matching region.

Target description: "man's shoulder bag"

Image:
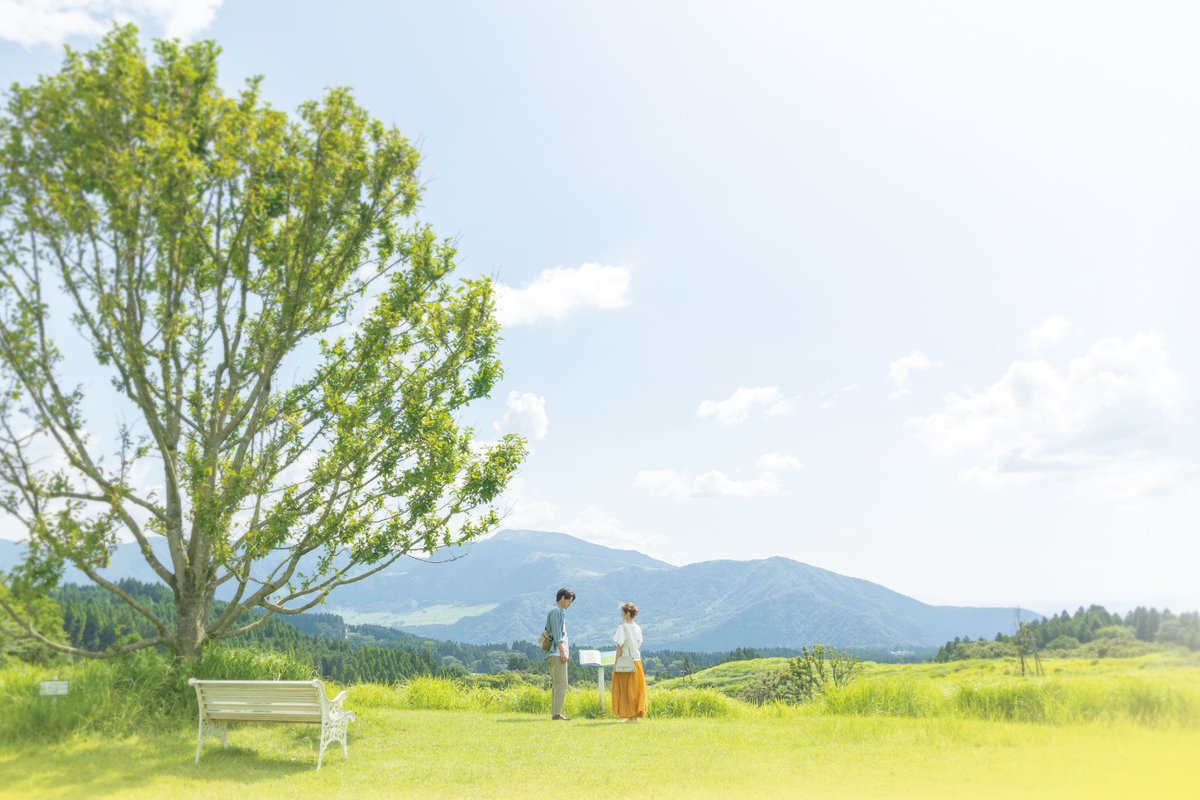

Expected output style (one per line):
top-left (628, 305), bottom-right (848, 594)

top-left (538, 628), bottom-right (553, 652)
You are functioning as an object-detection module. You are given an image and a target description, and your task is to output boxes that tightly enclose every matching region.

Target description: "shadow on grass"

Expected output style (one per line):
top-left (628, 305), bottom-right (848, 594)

top-left (0, 726), bottom-right (337, 796)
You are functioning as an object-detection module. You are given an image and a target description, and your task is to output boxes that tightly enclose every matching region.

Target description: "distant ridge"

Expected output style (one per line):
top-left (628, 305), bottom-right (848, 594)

top-left (0, 530), bottom-right (1035, 650)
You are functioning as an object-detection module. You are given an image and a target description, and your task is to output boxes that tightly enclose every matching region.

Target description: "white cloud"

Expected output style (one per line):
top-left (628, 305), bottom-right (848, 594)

top-left (492, 391), bottom-right (548, 441)
top-left (696, 386), bottom-right (798, 425)
top-left (495, 263), bottom-right (630, 326)
top-left (498, 479), bottom-right (665, 554)
top-left (910, 333), bottom-right (1190, 495)
top-left (0, 0), bottom-right (223, 47)
top-left (817, 383), bottom-right (860, 410)
top-left (888, 352), bottom-right (932, 399)
top-left (634, 468), bottom-right (779, 499)
top-left (561, 506), bottom-right (662, 552)
top-left (756, 452), bottom-right (803, 471)
top-left (1027, 316), bottom-right (1074, 353)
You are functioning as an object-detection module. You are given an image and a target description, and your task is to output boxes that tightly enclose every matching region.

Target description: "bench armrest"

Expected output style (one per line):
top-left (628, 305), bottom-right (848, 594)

top-left (328, 689), bottom-right (347, 709)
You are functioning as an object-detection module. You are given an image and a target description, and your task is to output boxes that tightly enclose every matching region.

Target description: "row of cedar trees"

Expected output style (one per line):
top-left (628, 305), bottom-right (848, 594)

top-left (12, 580), bottom-right (720, 684)
top-left (8, 580), bottom-right (788, 685)
top-left (934, 604), bottom-right (1200, 661)
top-left (15, 581), bottom-right (443, 684)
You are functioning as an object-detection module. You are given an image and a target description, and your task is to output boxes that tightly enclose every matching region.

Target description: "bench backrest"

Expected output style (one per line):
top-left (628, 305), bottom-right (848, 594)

top-left (189, 679), bottom-right (327, 724)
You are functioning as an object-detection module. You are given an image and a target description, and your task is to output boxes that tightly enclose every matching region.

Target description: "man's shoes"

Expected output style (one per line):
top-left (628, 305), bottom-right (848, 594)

top-left (551, 714), bottom-right (571, 721)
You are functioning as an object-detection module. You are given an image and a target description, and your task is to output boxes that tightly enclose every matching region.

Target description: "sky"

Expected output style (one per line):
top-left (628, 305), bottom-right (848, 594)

top-left (0, 1), bottom-right (1197, 615)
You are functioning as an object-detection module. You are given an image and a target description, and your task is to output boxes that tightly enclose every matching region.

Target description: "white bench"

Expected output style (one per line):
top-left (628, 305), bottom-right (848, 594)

top-left (188, 678), bottom-right (356, 770)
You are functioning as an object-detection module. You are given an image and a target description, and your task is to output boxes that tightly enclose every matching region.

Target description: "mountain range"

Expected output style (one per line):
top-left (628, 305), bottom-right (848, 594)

top-left (0, 529), bottom-right (1033, 651)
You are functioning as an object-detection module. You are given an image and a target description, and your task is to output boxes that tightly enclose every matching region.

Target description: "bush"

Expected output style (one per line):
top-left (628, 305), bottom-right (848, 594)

top-left (737, 645), bottom-right (863, 705)
top-left (738, 669), bottom-right (804, 706)
top-left (1045, 635), bottom-right (1082, 651)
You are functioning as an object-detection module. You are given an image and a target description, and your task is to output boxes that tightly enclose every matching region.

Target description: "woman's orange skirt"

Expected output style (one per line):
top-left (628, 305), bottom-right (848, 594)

top-left (611, 661), bottom-right (648, 719)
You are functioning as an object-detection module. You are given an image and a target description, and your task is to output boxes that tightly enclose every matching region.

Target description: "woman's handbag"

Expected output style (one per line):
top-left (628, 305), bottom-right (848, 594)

top-left (538, 628), bottom-right (553, 652)
top-left (614, 622), bottom-right (636, 671)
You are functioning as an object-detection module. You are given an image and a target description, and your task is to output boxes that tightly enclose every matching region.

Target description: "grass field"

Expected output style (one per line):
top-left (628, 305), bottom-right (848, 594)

top-left (1, 653), bottom-right (1198, 798)
top-left (1, 707), bottom-right (1195, 798)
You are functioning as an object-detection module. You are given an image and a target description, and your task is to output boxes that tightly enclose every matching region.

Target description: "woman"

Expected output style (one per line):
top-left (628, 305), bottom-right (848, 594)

top-left (611, 601), bottom-right (648, 722)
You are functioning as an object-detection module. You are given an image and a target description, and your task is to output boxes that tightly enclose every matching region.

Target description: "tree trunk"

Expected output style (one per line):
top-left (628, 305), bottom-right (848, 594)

top-left (174, 587), bottom-right (209, 663)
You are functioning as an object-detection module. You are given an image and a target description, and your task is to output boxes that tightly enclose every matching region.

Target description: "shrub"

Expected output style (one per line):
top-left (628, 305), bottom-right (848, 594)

top-left (738, 669), bottom-right (803, 706)
top-left (737, 645), bottom-right (863, 705)
top-left (1045, 635), bottom-right (1082, 651)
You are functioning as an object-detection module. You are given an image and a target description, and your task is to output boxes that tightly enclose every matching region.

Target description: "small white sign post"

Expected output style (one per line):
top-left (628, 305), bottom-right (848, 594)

top-left (39, 680), bottom-right (69, 699)
top-left (578, 649), bottom-right (616, 711)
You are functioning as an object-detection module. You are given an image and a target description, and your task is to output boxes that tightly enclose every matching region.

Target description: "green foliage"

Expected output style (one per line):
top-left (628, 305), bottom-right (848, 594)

top-left (0, 24), bottom-right (524, 660)
top-left (1045, 635), bottom-right (1082, 651)
top-left (935, 605), bottom-right (1200, 662)
top-left (0, 645), bottom-right (315, 742)
top-left (4, 651), bottom-right (1198, 748)
top-left (737, 645), bottom-right (863, 705)
top-left (0, 582), bottom-right (67, 665)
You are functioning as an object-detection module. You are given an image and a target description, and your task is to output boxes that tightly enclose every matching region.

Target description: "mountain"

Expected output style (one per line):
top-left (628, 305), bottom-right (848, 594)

top-left (0, 530), bottom-right (1033, 650)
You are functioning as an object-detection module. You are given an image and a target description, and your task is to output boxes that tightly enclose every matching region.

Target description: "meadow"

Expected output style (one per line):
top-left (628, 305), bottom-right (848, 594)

top-left (1, 651), bottom-right (1197, 798)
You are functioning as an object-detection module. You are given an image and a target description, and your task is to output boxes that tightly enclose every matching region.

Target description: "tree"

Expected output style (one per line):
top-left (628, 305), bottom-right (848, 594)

top-left (0, 27), bottom-right (525, 662)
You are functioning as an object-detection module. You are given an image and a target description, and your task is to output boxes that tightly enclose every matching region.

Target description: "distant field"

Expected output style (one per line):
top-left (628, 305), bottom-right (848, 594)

top-left (330, 603), bottom-right (499, 627)
top-left (1, 653), bottom-right (1198, 798)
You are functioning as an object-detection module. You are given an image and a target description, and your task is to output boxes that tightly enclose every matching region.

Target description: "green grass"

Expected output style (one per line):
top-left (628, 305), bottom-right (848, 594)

top-left (0, 707), bottom-right (1196, 798)
top-left (655, 651), bottom-right (1200, 726)
top-left (2, 653), bottom-right (1198, 798)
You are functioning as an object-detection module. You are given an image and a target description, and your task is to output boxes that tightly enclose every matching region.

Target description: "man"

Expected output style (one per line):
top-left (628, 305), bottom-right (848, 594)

top-left (546, 587), bottom-right (575, 720)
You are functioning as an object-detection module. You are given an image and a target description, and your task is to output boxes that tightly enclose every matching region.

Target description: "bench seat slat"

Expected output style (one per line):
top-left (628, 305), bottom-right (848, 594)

top-left (195, 682), bottom-right (317, 688)
top-left (203, 702), bottom-right (322, 713)
top-left (205, 713), bottom-right (323, 723)
top-left (199, 692), bottom-right (320, 702)
top-left (196, 690), bottom-right (319, 695)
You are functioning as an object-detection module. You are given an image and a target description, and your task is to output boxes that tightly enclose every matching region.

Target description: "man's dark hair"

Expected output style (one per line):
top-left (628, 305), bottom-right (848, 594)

top-left (556, 588), bottom-right (576, 602)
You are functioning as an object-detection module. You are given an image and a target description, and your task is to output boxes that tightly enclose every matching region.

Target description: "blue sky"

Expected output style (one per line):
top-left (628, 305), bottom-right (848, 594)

top-left (1, 1), bottom-right (1197, 614)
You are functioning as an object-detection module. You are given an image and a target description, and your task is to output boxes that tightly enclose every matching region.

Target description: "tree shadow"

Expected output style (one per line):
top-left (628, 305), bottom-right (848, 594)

top-left (0, 727), bottom-right (341, 796)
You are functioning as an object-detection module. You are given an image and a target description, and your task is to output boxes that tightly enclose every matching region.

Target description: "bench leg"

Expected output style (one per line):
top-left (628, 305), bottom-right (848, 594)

top-left (195, 716), bottom-right (204, 764)
top-left (318, 715), bottom-right (351, 770)
top-left (195, 718), bottom-right (228, 764)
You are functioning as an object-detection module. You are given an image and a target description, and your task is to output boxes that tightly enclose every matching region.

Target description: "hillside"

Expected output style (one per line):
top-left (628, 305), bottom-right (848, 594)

top-left (1, 531), bottom-right (1032, 650)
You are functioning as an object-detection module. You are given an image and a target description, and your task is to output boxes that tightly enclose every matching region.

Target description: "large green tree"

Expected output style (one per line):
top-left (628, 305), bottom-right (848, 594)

top-left (0, 27), bottom-right (525, 661)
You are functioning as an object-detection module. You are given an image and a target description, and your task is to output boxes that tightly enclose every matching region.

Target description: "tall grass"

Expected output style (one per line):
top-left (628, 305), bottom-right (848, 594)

top-left (3, 653), bottom-right (1197, 745)
top-left (820, 674), bottom-right (1200, 727)
top-left (0, 645), bottom-right (314, 743)
top-left (351, 676), bottom-right (740, 719)
top-left (822, 676), bottom-right (948, 718)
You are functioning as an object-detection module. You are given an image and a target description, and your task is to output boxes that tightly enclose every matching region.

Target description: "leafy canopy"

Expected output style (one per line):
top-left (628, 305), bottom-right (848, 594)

top-left (0, 26), bottom-right (525, 659)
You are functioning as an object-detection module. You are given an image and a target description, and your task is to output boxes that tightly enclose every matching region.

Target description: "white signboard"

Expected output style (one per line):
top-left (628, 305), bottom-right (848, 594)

top-left (578, 649), bottom-right (616, 667)
top-left (39, 680), bottom-right (69, 697)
